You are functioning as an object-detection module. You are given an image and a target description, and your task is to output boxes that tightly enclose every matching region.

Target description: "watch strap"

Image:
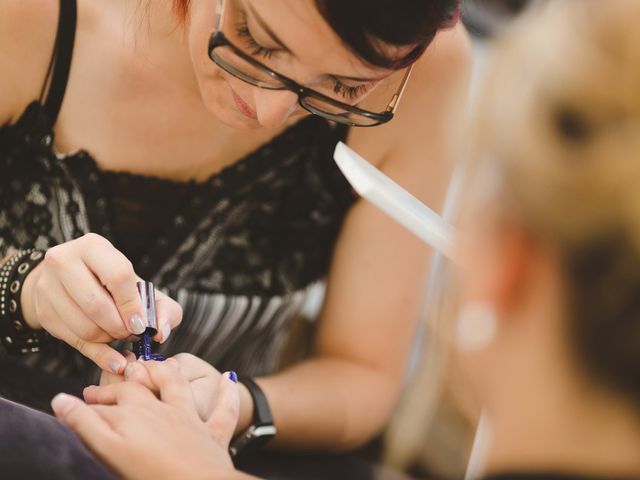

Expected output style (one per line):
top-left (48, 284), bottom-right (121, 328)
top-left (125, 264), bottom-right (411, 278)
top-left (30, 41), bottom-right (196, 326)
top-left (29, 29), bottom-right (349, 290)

top-left (239, 377), bottom-right (274, 427)
top-left (230, 377), bottom-right (276, 459)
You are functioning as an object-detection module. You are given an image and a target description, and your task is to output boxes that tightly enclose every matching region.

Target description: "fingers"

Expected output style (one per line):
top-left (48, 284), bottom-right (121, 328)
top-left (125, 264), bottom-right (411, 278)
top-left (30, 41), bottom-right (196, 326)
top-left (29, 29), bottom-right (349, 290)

top-left (43, 237), bottom-right (144, 339)
top-left (83, 385), bottom-right (119, 406)
top-left (152, 290), bottom-right (182, 344)
top-left (170, 353), bottom-right (218, 380)
top-left (123, 360), bottom-right (154, 389)
top-left (44, 318), bottom-right (127, 374)
top-left (75, 337), bottom-right (128, 374)
top-left (99, 370), bottom-right (123, 388)
top-left (50, 254), bottom-right (134, 339)
top-left (84, 379), bottom-right (156, 406)
top-left (98, 351), bottom-right (137, 387)
top-left (206, 372), bottom-right (240, 449)
top-left (40, 275), bottom-right (113, 344)
top-left (86, 359), bottom-right (179, 405)
top-left (75, 234), bottom-right (146, 335)
top-left (142, 360), bottom-right (197, 414)
top-left (51, 393), bottom-right (118, 457)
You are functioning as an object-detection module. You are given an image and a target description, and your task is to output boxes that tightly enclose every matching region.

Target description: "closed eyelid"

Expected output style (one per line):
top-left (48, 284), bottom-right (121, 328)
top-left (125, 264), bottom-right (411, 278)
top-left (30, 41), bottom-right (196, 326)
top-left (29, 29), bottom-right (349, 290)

top-left (244, 3), bottom-right (292, 54)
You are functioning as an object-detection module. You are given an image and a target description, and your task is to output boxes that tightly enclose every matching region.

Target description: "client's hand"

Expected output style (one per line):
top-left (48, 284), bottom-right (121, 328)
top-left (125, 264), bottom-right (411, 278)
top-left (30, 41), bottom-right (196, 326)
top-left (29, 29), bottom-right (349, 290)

top-left (52, 360), bottom-right (245, 480)
top-left (97, 353), bottom-right (223, 422)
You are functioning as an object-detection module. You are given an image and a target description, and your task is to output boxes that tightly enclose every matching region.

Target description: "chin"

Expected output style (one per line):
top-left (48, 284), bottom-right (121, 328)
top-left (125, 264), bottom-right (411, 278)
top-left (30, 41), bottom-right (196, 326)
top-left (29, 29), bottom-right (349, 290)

top-left (215, 110), bottom-right (264, 130)
top-left (201, 89), bottom-right (261, 130)
top-left (198, 84), bottom-right (261, 130)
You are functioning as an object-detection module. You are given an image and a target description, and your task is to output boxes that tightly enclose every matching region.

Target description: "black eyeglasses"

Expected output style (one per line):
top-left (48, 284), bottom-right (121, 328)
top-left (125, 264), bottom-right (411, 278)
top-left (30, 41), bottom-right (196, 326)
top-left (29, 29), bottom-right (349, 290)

top-left (207, 0), bottom-right (413, 127)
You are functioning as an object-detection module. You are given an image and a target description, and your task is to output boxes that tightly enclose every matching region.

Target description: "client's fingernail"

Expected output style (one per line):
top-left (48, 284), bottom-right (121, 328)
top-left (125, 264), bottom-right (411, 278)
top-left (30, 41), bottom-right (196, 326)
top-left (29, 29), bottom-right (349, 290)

top-left (109, 360), bottom-right (123, 374)
top-left (51, 393), bottom-right (76, 417)
top-left (165, 358), bottom-right (179, 367)
top-left (124, 362), bottom-right (136, 378)
top-left (129, 314), bottom-right (146, 335)
top-left (227, 371), bottom-right (238, 383)
top-left (160, 323), bottom-right (171, 344)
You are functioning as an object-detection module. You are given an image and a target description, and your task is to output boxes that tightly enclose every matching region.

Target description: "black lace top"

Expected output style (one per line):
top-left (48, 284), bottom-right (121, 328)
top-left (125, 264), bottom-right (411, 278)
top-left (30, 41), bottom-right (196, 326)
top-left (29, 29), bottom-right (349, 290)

top-left (0, 0), bottom-right (355, 382)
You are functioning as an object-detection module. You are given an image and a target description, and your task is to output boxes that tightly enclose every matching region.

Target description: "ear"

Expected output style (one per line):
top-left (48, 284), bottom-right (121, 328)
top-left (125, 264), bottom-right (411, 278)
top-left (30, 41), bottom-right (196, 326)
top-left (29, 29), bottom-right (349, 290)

top-left (463, 219), bottom-right (536, 319)
top-left (490, 222), bottom-right (536, 317)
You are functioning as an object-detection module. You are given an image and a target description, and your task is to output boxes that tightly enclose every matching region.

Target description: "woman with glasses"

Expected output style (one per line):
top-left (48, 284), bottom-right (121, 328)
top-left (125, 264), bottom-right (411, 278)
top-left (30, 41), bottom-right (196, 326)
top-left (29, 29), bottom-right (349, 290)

top-left (0, 0), bottom-right (468, 451)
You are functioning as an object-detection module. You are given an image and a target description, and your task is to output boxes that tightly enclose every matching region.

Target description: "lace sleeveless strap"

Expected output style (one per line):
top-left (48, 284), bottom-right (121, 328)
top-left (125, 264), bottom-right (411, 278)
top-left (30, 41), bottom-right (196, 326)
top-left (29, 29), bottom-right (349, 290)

top-left (39, 0), bottom-right (77, 126)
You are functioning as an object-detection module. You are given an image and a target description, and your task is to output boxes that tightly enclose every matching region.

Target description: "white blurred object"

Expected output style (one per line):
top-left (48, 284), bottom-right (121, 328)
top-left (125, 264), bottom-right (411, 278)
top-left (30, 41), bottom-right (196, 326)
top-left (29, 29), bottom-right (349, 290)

top-left (333, 142), bottom-right (456, 261)
top-left (465, 414), bottom-right (493, 480)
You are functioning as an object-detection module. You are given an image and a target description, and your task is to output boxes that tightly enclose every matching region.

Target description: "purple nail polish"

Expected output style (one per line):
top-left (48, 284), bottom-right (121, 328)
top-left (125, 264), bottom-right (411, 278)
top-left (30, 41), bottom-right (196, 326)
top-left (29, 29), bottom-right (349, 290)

top-left (228, 371), bottom-right (238, 383)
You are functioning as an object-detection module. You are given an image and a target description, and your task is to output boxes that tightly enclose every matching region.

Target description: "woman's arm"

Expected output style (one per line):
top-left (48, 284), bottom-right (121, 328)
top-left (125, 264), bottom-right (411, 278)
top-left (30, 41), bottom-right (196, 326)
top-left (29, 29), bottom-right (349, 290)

top-left (247, 24), bottom-right (473, 450)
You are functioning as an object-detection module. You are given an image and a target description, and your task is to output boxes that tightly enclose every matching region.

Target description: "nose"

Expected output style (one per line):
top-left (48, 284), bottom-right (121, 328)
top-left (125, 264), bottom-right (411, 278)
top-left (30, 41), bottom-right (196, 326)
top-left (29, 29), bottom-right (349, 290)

top-left (253, 89), bottom-right (299, 129)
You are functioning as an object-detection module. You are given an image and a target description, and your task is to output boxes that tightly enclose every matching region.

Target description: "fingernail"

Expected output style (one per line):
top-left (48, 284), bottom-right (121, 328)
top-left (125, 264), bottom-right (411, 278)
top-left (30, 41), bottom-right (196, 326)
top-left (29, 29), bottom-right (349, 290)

top-left (109, 360), bottom-right (123, 374)
top-left (165, 357), bottom-right (179, 367)
top-left (51, 393), bottom-right (75, 417)
top-left (124, 362), bottom-right (136, 378)
top-left (160, 323), bottom-right (171, 344)
top-left (129, 314), bottom-right (146, 335)
top-left (227, 371), bottom-right (238, 383)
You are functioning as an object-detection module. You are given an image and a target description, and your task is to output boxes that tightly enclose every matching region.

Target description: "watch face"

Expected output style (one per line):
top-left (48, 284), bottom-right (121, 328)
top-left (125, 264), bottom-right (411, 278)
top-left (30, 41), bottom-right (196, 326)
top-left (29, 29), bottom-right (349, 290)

top-left (230, 425), bottom-right (277, 458)
top-left (252, 425), bottom-right (277, 437)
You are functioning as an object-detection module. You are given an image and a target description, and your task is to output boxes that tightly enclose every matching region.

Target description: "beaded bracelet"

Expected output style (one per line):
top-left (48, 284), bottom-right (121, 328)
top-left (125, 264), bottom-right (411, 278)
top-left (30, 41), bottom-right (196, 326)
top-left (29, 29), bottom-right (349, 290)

top-left (0, 249), bottom-right (50, 354)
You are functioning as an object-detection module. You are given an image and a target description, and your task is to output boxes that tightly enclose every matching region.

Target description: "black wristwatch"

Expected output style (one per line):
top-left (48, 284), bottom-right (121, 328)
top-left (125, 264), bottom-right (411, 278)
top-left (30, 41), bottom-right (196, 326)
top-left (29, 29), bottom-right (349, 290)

top-left (230, 377), bottom-right (277, 458)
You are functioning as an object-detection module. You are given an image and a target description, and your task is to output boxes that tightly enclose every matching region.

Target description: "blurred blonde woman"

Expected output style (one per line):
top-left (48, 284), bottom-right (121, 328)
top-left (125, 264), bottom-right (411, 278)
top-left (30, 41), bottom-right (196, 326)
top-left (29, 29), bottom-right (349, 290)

top-left (387, 1), bottom-right (640, 478)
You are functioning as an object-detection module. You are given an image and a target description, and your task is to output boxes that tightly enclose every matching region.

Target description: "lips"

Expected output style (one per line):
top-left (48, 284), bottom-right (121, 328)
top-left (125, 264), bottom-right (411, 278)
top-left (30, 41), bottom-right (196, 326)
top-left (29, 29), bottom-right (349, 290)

top-left (231, 89), bottom-right (257, 120)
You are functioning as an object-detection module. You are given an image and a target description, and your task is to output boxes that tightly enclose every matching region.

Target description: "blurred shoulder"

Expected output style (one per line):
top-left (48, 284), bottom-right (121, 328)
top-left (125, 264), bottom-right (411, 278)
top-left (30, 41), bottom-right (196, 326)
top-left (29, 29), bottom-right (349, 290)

top-left (0, 0), bottom-right (61, 124)
top-left (348, 23), bottom-right (473, 168)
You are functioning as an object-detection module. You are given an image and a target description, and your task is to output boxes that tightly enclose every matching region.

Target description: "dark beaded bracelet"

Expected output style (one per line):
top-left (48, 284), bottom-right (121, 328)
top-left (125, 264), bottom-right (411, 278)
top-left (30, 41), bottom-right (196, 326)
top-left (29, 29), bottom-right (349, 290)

top-left (0, 249), bottom-right (50, 354)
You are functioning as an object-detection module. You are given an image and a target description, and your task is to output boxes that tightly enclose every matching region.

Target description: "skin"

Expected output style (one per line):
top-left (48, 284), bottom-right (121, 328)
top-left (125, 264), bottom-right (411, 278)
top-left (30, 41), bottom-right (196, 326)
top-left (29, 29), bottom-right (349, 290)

top-left (53, 360), bottom-right (253, 480)
top-left (0, 0), bottom-right (471, 449)
top-left (456, 203), bottom-right (640, 477)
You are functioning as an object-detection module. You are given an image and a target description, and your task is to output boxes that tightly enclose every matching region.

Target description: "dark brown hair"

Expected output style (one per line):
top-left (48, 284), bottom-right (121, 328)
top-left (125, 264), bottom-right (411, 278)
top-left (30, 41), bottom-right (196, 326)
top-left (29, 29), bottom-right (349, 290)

top-left (172, 0), bottom-right (460, 69)
top-left (314, 0), bottom-right (460, 69)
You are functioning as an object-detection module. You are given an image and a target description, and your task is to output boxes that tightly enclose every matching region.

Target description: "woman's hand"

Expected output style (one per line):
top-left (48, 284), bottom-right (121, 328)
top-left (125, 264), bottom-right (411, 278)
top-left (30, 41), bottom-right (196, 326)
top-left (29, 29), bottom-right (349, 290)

top-left (96, 353), bottom-right (224, 422)
top-left (52, 361), bottom-right (244, 480)
top-left (20, 233), bottom-right (182, 373)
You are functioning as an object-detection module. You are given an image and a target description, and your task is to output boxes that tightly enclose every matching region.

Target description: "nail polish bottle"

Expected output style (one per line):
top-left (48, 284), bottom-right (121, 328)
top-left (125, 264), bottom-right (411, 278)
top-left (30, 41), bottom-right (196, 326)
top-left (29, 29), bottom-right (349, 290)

top-left (134, 281), bottom-right (165, 361)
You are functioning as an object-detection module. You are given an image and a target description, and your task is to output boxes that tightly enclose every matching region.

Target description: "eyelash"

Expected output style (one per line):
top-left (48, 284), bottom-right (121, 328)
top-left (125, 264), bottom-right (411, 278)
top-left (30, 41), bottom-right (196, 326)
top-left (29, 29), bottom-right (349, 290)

top-left (234, 20), bottom-right (372, 101)
top-left (235, 22), bottom-right (277, 60)
top-left (333, 82), bottom-right (371, 101)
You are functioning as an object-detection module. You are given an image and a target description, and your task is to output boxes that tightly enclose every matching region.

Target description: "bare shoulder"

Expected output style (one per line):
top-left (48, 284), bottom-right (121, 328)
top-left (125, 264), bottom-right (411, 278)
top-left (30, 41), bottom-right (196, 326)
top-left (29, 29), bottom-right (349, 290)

top-left (0, 0), bottom-right (60, 125)
top-left (347, 23), bottom-right (473, 169)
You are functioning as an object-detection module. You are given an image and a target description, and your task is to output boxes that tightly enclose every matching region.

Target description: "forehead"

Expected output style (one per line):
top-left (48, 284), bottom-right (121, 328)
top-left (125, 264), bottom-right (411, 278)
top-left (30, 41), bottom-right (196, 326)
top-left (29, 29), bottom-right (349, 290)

top-left (240, 0), bottom-right (391, 78)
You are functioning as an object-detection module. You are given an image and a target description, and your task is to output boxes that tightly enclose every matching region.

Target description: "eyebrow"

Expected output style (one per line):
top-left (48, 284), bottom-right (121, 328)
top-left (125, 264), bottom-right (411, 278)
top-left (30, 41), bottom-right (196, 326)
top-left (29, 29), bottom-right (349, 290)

top-left (246, 3), bottom-right (388, 84)
top-left (246, 3), bottom-right (292, 54)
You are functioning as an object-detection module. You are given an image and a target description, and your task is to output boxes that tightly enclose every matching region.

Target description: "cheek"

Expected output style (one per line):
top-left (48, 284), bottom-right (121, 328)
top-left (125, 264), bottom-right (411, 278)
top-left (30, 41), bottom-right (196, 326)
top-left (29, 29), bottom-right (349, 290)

top-left (187, 20), bottom-right (223, 87)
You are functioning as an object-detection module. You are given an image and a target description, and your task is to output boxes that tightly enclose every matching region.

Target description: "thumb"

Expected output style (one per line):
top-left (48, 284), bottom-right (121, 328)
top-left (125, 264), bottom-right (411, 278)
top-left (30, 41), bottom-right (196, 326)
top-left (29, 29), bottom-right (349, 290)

top-left (206, 372), bottom-right (240, 450)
